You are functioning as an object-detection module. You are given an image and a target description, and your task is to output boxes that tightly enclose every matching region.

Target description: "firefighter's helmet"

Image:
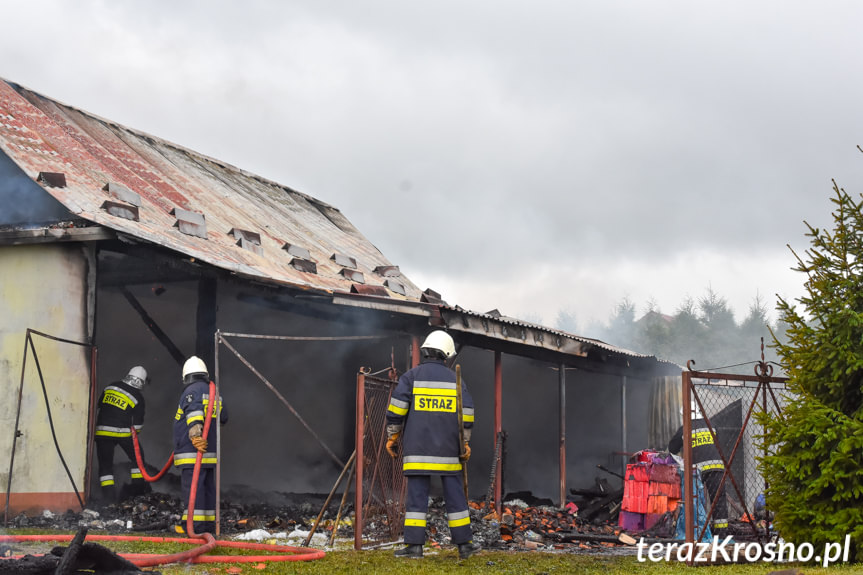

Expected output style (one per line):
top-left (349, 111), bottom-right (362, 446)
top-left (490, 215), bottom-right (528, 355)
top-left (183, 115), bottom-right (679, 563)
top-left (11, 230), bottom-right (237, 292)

top-left (182, 356), bottom-right (208, 385)
top-left (123, 366), bottom-right (148, 389)
top-left (420, 330), bottom-right (456, 359)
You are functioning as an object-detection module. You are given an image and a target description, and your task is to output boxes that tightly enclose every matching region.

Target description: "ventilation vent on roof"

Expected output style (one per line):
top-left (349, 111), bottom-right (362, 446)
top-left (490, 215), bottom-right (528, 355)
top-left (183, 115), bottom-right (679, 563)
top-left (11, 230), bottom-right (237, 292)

top-left (229, 228), bottom-right (263, 255)
top-left (282, 243), bottom-right (312, 260)
top-left (103, 182), bottom-right (141, 207)
top-left (385, 279), bottom-right (406, 296)
top-left (291, 258), bottom-right (317, 274)
top-left (420, 288), bottom-right (445, 304)
top-left (340, 269), bottom-right (365, 284)
top-left (100, 200), bottom-right (139, 222)
top-left (331, 253), bottom-right (357, 269)
top-left (36, 172), bottom-right (66, 188)
top-left (171, 208), bottom-right (207, 239)
top-left (373, 265), bottom-right (400, 277)
top-left (351, 284), bottom-right (390, 297)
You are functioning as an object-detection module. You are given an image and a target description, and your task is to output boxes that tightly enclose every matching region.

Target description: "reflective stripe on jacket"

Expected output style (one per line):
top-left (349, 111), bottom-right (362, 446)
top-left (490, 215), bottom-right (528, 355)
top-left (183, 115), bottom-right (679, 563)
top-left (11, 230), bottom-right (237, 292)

top-left (172, 378), bottom-right (228, 469)
top-left (385, 358), bottom-right (474, 476)
top-left (95, 381), bottom-right (145, 436)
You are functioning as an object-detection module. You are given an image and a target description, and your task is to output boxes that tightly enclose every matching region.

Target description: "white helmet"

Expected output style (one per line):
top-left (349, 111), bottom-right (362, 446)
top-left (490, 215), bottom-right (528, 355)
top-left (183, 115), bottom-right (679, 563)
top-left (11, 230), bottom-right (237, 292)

top-left (182, 356), bottom-right (208, 384)
top-left (123, 366), bottom-right (148, 389)
top-left (420, 330), bottom-right (456, 359)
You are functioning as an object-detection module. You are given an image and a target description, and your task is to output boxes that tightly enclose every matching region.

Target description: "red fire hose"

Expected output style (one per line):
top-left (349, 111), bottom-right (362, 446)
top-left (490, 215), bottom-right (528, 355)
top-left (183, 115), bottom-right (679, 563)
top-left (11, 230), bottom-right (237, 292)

top-left (0, 382), bottom-right (325, 566)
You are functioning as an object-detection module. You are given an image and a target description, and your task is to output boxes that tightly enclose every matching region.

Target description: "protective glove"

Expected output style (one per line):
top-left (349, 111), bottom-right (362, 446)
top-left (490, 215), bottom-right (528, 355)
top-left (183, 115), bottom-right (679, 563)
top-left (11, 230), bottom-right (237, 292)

top-left (191, 435), bottom-right (208, 453)
top-left (460, 442), bottom-right (471, 462)
top-left (386, 433), bottom-right (400, 458)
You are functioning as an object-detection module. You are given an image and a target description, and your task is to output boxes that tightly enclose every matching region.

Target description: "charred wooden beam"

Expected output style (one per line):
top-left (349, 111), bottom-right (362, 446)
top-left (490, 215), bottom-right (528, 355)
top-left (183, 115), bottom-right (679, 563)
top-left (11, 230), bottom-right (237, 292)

top-left (121, 287), bottom-right (186, 366)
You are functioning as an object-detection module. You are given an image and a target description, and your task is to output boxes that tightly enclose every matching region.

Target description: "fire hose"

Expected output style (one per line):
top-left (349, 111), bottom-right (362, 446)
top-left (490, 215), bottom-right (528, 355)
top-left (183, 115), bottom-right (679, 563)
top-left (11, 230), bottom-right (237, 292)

top-left (1, 381), bottom-right (325, 566)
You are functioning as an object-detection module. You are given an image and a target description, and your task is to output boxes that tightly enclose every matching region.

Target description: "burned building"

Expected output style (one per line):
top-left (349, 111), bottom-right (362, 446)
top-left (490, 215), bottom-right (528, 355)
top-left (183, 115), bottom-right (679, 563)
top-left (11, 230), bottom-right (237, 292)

top-left (0, 78), bottom-right (678, 519)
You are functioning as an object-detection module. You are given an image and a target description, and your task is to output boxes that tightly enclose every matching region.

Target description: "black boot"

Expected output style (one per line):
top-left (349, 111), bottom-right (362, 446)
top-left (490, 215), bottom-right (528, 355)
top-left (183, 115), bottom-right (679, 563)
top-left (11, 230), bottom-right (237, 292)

top-left (458, 541), bottom-right (481, 559)
top-left (394, 544), bottom-right (423, 558)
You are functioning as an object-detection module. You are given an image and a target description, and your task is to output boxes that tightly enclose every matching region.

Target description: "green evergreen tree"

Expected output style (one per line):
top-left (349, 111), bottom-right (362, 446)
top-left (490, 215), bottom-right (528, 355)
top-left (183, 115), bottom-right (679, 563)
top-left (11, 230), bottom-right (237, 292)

top-left (759, 181), bottom-right (863, 560)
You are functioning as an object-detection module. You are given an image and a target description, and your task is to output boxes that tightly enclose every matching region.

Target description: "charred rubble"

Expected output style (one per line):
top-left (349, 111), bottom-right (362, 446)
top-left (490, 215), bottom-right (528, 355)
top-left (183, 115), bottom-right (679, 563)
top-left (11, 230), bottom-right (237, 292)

top-left (6, 487), bottom-right (635, 554)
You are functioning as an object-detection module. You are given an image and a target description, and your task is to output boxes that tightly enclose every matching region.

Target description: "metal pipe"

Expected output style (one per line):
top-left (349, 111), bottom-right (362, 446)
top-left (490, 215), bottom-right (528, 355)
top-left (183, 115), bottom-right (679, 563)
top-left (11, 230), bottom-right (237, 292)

top-left (84, 346), bottom-right (98, 505)
top-left (493, 351), bottom-right (502, 516)
top-left (559, 362), bottom-right (566, 509)
top-left (354, 372), bottom-right (366, 550)
top-left (218, 332), bottom-right (391, 342)
top-left (621, 375), bottom-right (627, 477)
top-left (411, 335), bottom-right (420, 368)
top-left (682, 371), bottom-right (693, 544)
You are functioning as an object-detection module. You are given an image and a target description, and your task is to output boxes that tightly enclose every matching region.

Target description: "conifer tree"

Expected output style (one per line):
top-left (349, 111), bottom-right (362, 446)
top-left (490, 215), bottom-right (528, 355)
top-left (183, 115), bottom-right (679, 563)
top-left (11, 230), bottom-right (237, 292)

top-left (759, 179), bottom-right (863, 559)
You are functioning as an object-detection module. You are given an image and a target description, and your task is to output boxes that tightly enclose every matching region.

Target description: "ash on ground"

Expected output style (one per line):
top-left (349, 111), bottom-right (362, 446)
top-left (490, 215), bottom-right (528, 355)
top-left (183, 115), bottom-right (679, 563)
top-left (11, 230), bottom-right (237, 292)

top-left (6, 490), bottom-right (634, 554)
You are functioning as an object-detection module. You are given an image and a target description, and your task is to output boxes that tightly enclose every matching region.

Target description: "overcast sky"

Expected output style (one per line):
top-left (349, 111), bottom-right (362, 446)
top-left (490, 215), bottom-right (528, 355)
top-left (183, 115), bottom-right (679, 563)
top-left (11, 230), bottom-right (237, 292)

top-left (3, 1), bottom-right (861, 334)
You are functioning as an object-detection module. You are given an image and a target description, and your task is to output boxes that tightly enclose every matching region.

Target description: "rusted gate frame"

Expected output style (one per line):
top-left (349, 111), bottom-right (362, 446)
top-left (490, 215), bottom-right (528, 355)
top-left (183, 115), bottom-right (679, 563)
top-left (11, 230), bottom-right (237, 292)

top-left (214, 330), bottom-right (394, 538)
top-left (354, 371), bottom-right (406, 550)
top-left (4, 329), bottom-right (96, 525)
top-left (682, 366), bottom-right (787, 545)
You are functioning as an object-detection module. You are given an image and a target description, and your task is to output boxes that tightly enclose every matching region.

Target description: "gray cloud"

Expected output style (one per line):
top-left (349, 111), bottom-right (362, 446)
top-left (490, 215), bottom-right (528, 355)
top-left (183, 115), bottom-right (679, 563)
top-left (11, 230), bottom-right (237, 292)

top-left (2, 0), bottom-right (860, 325)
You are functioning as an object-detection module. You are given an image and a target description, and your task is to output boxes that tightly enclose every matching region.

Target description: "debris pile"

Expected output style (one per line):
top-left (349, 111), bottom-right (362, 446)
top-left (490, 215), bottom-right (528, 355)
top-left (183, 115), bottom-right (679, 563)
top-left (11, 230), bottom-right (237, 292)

top-left (6, 489), bottom-right (636, 554)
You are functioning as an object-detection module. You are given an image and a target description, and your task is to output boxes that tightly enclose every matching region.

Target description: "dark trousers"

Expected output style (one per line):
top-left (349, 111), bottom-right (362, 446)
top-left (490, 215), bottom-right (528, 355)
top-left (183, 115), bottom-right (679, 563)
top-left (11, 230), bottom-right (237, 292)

top-left (403, 474), bottom-right (472, 545)
top-left (95, 436), bottom-right (146, 501)
top-left (180, 467), bottom-right (216, 534)
top-left (702, 469), bottom-right (728, 532)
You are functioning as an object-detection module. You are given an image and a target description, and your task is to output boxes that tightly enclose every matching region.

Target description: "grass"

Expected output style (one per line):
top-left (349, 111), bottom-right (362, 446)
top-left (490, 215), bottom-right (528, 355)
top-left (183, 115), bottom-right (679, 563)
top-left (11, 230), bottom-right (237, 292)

top-left (5, 530), bottom-right (863, 574)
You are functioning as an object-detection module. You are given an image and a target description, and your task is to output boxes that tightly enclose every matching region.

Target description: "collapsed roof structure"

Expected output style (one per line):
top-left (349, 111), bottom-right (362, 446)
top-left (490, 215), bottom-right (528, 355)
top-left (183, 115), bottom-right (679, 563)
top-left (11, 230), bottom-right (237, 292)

top-left (0, 78), bottom-right (679, 518)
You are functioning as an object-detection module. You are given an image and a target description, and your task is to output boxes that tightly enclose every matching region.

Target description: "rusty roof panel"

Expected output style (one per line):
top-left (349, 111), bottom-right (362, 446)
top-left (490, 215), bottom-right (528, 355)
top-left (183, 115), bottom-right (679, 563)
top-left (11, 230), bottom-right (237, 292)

top-left (0, 78), bottom-right (422, 298)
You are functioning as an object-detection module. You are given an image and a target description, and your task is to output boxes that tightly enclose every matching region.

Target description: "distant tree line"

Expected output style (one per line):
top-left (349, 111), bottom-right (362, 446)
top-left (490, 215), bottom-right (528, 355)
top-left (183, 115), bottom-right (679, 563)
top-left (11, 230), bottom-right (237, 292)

top-left (554, 289), bottom-right (786, 372)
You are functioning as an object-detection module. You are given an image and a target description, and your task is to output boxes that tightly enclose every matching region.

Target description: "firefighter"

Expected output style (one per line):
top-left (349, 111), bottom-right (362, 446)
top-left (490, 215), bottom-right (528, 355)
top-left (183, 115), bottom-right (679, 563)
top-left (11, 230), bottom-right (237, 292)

top-left (385, 330), bottom-right (481, 560)
top-left (173, 356), bottom-right (227, 535)
top-left (668, 401), bottom-right (728, 535)
top-left (94, 366), bottom-right (150, 502)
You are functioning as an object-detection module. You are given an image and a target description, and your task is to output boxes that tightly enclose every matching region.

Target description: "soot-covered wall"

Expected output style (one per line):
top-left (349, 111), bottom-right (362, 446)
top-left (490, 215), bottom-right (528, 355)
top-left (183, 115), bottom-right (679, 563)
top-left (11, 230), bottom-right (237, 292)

top-left (94, 276), bottom-right (412, 498)
top-left (454, 349), bottom-right (652, 501)
top-left (93, 260), bottom-right (653, 502)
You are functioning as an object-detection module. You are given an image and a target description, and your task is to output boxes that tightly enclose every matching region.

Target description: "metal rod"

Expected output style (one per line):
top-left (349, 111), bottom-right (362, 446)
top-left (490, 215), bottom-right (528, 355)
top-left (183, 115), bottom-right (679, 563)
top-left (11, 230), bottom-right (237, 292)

top-left (682, 371), bottom-right (693, 545)
top-left (28, 334), bottom-right (84, 509)
top-left (329, 457), bottom-right (357, 547)
top-left (494, 351), bottom-right (502, 516)
top-left (559, 362), bottom-right (566, 508)
top-left (456, 365), bottom-right (468, 501)
top-left (410, 335), bottom-right (420, 368)
top-left (304, 450), bottom-right (357, 547)
top-left (621, 375), bottom-right (627, 477)
top-left (219, 336), bottom-right (344, 468)
top-left (5, 330), bottom-right (31, 525)
top-left (354, 372), bottom-right (365, 551)
top-left (84, 346), bottom-right (98, 505)
top-left (218, 332), bottom-right (391, 341)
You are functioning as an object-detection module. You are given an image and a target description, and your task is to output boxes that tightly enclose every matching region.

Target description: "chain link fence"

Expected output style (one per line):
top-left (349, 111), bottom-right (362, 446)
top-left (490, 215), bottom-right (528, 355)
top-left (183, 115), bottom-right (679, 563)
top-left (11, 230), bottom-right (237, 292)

top-left (683, 367), bottom-right (789, 543)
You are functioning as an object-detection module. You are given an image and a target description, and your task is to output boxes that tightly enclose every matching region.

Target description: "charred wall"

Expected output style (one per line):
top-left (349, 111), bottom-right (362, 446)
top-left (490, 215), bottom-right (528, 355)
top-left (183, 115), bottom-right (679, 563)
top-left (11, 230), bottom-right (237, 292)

top-left (454, 349), bottom-right (651, 501)
top-left (93, 266), bottom-right (416, 499)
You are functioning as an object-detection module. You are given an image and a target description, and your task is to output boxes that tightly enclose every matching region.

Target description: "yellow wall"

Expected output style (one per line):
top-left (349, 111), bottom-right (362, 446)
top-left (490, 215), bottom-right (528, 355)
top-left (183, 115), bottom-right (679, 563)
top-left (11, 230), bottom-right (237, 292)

top-left (0, 244), bottom-right (92, 512)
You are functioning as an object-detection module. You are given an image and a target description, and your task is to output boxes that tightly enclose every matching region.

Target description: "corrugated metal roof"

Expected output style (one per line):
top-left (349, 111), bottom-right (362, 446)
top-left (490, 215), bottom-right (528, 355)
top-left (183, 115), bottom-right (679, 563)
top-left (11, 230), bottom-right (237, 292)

top-left (0, 78), bottom-right (419, 299)
top-left (439, 305), bottom-right (660, 359)
top-left (0, 78), bottom-right (675, 366)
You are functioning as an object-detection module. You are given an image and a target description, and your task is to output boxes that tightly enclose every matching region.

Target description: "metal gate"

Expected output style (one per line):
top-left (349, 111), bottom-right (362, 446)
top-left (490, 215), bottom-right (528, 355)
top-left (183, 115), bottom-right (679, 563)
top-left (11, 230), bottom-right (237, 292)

top-left (682, 357), bottom-right (788, 544)
top-left (354, 369), bottom-right (407, 549)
